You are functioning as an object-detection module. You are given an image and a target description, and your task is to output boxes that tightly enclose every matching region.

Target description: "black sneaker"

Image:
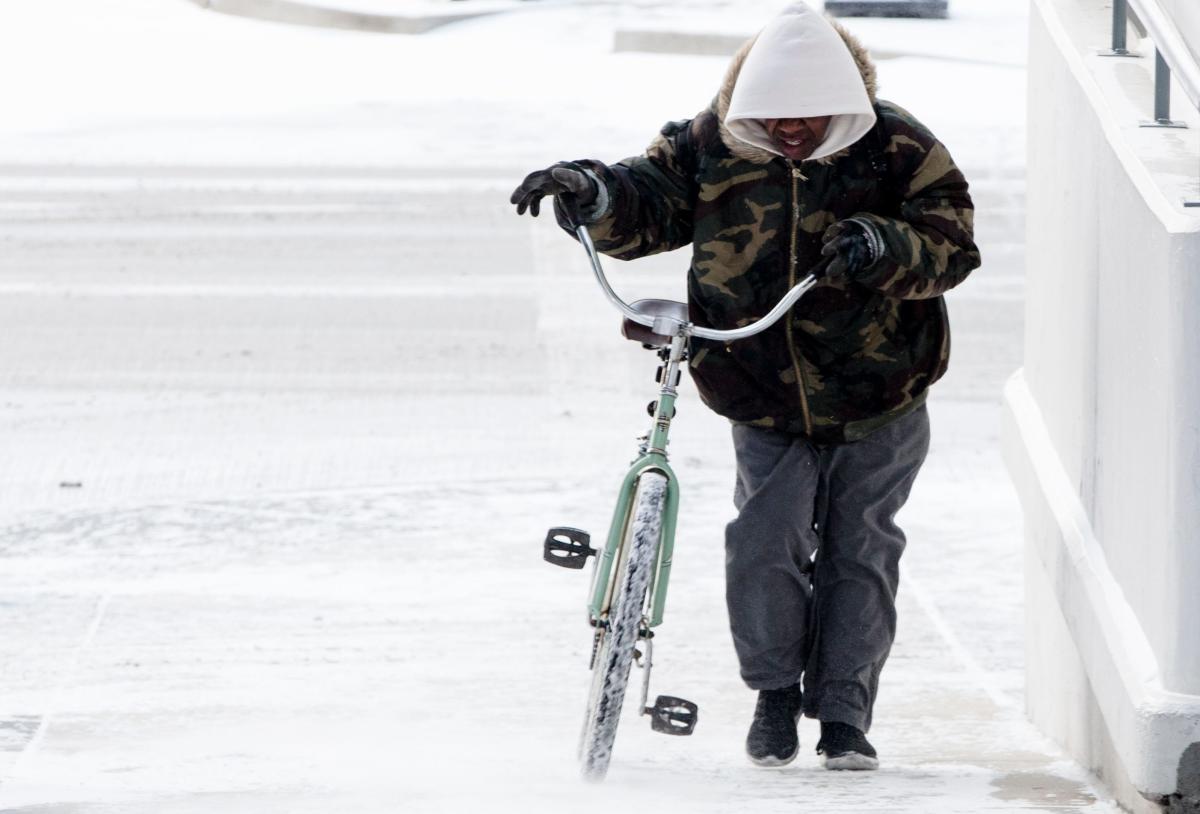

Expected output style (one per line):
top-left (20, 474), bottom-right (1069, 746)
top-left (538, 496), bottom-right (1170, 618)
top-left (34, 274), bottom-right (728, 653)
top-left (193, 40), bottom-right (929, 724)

top-left (816, 721), bottom-right (879, 770)
top-left (745, 684), bottom-right (803, 767)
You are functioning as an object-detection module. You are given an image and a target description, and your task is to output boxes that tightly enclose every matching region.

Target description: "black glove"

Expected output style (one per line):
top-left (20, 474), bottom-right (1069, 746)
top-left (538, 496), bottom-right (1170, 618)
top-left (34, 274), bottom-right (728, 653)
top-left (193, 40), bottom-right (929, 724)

top-left (820, 220), bottom-right (877, 280)
top-left (510, 161), bottom-right (599, 219)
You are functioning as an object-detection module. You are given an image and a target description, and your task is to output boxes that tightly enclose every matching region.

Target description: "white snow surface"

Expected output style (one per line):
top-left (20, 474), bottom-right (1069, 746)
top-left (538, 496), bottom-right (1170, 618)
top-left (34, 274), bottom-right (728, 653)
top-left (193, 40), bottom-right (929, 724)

top-left (0, 0), bottom-right (1024, 171)
top-left (0, 0), bottom-right (1122, 811)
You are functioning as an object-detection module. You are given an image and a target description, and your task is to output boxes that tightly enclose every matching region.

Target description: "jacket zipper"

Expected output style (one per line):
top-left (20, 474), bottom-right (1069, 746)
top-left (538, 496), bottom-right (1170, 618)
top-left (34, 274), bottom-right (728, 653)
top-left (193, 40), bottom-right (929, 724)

top-left (785, 161), bottom-right (814, 437)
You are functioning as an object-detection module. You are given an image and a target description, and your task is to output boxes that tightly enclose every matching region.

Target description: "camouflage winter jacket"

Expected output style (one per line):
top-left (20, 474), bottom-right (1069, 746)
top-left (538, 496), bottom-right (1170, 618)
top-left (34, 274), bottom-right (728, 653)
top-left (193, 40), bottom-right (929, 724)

top-left (558, 33), bottom-right (980, 444)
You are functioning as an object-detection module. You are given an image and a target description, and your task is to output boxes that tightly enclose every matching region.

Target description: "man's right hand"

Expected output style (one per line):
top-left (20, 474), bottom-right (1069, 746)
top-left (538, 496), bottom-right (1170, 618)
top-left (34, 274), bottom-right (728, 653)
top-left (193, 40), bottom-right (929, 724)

top-left (510, 161), bottom-right (599, 218)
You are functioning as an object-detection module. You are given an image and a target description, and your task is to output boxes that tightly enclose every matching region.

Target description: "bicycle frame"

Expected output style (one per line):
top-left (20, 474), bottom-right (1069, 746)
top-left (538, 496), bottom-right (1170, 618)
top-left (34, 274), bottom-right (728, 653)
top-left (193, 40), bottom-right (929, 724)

top-left (587, 332), bottom-right (688, 629)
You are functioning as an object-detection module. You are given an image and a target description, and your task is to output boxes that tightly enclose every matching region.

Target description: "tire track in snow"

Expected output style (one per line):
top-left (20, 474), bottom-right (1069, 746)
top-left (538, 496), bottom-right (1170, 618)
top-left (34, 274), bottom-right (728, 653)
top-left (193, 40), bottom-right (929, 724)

top-left (2, 593), bottom-right (113, 782)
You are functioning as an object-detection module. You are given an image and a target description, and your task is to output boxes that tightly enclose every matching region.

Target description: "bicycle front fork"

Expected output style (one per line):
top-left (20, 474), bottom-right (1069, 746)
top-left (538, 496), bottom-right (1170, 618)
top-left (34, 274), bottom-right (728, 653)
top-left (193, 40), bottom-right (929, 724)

top-left (544, 501), bottom-right (697, 736)
top-left (541, 334), bottom-right (697, 735)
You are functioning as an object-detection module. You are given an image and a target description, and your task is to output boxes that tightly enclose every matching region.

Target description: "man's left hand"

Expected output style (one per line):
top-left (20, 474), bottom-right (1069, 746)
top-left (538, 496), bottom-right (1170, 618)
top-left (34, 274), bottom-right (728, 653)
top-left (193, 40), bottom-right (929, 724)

top-left (820, 220), bottom-right (878, 280)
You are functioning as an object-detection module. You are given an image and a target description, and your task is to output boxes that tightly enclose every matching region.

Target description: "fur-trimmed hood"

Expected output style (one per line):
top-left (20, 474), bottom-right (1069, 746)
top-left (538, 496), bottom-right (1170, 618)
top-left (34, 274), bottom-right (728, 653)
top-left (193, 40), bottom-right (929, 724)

top-left (716, 14), bottom-right (878, 164)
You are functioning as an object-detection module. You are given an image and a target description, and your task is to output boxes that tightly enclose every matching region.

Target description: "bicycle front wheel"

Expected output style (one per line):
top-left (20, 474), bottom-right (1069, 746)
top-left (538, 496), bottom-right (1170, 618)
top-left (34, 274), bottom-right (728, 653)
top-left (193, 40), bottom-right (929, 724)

top-left (579, 470), bottom-right (668, 781)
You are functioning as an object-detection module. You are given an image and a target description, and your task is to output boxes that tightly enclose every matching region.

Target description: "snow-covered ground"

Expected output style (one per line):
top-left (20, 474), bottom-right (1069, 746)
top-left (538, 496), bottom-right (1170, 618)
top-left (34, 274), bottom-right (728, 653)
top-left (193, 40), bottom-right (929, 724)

top-left (0, 0), bottom-right (1124, 811)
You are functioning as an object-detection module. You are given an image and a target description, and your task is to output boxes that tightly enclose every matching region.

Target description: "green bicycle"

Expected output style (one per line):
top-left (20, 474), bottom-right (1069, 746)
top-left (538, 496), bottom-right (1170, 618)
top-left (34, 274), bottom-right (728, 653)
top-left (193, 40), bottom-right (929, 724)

top-left (542, 202), bottom-right (819, 781)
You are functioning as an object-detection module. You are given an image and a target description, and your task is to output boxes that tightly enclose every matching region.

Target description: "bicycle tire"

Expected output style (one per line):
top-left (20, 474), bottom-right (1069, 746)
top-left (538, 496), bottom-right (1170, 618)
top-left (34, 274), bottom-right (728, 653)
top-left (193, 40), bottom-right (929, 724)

top-left (579, 470), bottom-right (668, 781)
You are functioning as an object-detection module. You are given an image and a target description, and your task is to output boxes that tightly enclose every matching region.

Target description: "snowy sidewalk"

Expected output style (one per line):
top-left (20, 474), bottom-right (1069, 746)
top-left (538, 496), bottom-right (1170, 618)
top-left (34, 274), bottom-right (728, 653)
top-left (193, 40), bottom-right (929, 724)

top-left (0, 402), bottom-right (1112, 813)
top-left (0, 0), bottom-right (1123, 811)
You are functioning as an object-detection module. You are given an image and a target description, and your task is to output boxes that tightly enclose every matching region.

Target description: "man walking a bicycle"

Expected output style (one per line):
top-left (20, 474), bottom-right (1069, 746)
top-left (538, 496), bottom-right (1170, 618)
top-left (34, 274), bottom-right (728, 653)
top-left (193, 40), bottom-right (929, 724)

top-left (512, 1), bottom-right (979, 771)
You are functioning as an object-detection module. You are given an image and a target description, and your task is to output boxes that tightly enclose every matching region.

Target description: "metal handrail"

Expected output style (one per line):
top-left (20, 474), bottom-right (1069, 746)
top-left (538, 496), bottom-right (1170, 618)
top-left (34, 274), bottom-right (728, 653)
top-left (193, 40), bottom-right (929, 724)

top-left (1127, 0), bottom-right (1200, 111)
top-left (1108, 0), bottom-right (1200, 206)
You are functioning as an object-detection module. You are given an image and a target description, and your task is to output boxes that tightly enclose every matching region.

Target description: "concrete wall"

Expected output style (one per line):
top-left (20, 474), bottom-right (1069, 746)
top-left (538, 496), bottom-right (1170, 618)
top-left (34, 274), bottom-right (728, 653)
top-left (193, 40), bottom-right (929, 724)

top-left (1005, 0), bottom-right (1200, 808)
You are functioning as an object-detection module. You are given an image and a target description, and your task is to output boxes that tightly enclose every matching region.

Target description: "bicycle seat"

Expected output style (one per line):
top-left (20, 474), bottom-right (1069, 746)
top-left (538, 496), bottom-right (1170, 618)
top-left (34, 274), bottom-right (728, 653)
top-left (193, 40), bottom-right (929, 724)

top-left (622, 299), bottom-right (689, 347)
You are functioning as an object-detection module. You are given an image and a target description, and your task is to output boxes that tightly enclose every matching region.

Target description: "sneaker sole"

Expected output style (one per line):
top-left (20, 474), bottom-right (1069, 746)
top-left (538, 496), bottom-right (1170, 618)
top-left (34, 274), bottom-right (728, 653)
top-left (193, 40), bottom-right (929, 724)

top-left (747, 744), bottom-right (800, 768)
top-left (820, 751), bottom-right (879, 771)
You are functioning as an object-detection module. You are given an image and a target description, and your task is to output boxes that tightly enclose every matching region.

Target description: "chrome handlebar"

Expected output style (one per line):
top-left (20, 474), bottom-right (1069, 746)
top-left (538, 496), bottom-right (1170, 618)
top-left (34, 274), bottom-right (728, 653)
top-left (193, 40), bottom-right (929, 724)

top-left (574, 223), bottom-right (820, 342)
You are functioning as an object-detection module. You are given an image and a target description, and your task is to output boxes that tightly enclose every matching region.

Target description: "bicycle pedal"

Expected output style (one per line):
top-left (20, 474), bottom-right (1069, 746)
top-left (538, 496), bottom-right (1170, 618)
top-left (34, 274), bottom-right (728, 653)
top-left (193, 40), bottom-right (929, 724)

top-left (543, 527), bottom-right (595, 569)
top-left (645, 695), bottom-right (698, 736)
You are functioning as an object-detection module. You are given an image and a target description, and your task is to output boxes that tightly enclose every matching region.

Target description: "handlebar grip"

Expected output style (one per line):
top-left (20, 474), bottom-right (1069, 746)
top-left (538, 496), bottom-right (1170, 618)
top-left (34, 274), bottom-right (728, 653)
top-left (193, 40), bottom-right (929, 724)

top-left (558, 192), bottom-right (583, 228)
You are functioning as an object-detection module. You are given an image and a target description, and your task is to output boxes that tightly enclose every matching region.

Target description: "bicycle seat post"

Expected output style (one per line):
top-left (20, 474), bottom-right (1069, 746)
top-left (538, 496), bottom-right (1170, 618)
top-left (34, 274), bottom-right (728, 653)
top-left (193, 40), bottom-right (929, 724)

top-left (645, 332), bottom-right (689, 459)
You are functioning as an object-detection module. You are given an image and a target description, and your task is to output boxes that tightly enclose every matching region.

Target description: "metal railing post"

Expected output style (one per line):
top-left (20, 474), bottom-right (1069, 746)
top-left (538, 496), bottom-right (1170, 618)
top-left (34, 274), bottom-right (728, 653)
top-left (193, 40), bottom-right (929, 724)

top-left (1113, 0), bottom-right (1128, 54)
top-left (1099, 0), bottom-right (1140, 58)
top-left (1141, 49), bottom-right (1187, 128)
top-left (1154, 50), bottom-right (1170, 120)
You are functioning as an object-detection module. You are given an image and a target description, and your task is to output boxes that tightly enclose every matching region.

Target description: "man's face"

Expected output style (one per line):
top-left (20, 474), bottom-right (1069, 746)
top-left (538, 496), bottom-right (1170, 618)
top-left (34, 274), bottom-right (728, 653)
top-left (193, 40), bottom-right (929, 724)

top-left (763, 116), bottom-right (832, 161)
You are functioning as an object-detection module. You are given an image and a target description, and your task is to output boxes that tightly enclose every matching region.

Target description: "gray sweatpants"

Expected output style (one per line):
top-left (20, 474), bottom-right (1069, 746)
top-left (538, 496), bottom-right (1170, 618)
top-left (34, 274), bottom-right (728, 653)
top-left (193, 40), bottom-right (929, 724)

top-left (724, 406), bottom-right (930, 732)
